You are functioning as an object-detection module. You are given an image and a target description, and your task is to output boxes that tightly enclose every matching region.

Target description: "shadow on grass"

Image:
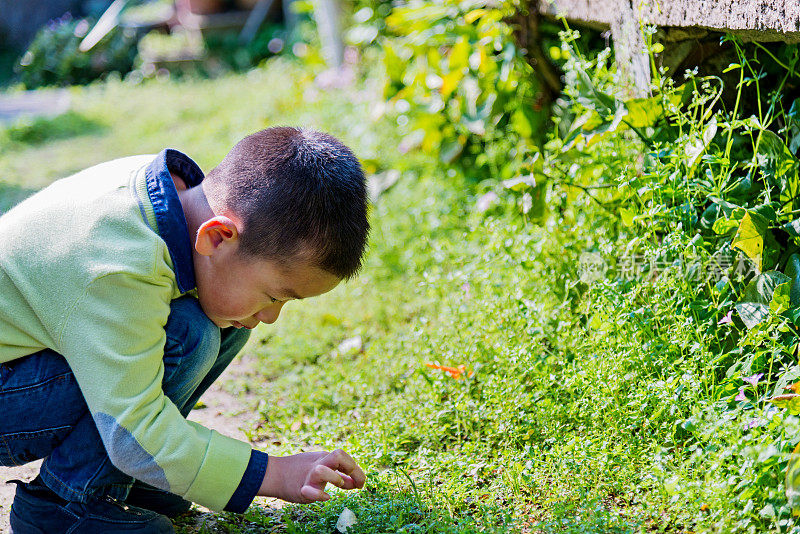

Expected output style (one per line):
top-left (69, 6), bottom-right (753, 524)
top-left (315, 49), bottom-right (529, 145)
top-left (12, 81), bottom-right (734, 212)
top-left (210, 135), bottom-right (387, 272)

top-left (172, 477), bottom-right (515, 534)
top-left (0, 181), bottom-right (38, 215)
top-left (0, 111), bottom-right (106, 148)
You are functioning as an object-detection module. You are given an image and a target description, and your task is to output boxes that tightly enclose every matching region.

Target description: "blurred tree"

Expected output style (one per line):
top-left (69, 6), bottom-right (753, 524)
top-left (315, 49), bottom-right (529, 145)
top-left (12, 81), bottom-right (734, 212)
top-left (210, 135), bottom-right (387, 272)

top-left (312, 0), bottom-right (343, 67)
top-left (0, 0), bottom-right (84, 49)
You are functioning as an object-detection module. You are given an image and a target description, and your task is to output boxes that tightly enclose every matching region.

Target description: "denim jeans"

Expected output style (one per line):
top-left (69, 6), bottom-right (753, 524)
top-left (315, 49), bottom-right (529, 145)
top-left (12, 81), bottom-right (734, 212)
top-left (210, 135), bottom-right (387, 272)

top-left (0, 296), bottom-right (250, 504)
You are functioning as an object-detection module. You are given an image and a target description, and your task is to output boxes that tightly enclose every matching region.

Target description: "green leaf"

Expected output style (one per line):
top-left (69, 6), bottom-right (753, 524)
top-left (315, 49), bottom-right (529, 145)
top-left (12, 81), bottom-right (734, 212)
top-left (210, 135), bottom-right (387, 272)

top-left (700, 204), bottom-right (720, 231)
top-left (723, 63), bottom-right (741, 73)
top-left (382, 43), bottom-right (407, 87)
top-left (386, 5), bottom-right (450, 31)
top-left (584, 106), bottom-right (627, 146)
top-left (464, 8), bottom-right (487, 24)
top-left (579, 112), bottom-right (605, 132)
top-left (511, 105), bottom-right (541, 139)
top-left (448, 38), bottom-right (470, 72)
top-left (735, 301), bottom-right (769, 329)
top-left (623, 95), bottom-right (663, 128)
top-left (780, 167), bottom-right (800, 212)
top-left (785, 253), bottom-right (800, 306)
top-left (576, 69), bottom-right (616, 112)
top-left (736, 271), bottom-right (791, 328)
top-left (620, 207), bottom-right (635, 227)
top-left (742, 271), bottom-right (790, 303)
top-left (621, 83), bottom-right (693, 128)
top-left (771, 281), bottom-right (791, 314)
top-left (503, 175), bottom-right (535, 191)
top-left (759, 130), bottom-right (797, 180)
top-left (726, 174), bottom-right (759, 202)
top-left (751, 203), bottom-right (777, 222)
top-left (439, 138), bottom-right (464, 164)
top-left (732, 211), bottom-right (768, 270)
top-left (562, 106), bottom-right (629, 150)
top-left (708, 197), bottom-right (742, 218)
top-left (787, 442), bottom-right (800, 515)
top-left (528, 181), bottom-right (548, 222)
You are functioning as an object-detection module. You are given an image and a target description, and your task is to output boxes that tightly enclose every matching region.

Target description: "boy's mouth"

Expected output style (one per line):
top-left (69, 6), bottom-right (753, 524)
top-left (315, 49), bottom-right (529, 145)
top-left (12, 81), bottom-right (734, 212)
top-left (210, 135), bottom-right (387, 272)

top-left (231, 320), bottom-right (254, 329)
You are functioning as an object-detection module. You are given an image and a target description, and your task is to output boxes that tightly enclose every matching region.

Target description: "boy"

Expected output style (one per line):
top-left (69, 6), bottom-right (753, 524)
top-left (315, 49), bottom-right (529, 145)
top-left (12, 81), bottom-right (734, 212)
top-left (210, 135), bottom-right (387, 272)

top-left (0, 127), bottom-right (368, 533)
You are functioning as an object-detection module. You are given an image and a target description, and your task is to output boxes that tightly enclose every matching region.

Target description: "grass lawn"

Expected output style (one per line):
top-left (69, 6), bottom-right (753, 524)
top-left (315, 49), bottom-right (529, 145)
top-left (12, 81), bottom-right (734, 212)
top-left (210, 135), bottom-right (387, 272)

top-left (2, 56), bottom-right (795, 533)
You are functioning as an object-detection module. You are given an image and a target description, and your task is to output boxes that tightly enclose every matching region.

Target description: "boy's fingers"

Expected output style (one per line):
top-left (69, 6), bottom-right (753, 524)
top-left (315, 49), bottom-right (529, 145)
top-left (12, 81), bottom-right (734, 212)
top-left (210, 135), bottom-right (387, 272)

top-left (337, 472), bottom-right (357, 489)
top-left (324, 450), bottom-right (367, 488)
top-left (351, 467), bottom-right (366, 488)
top-left (300, 484), bottom-right (330, 502)
top-left (311, 464), bottom-right (346, 489)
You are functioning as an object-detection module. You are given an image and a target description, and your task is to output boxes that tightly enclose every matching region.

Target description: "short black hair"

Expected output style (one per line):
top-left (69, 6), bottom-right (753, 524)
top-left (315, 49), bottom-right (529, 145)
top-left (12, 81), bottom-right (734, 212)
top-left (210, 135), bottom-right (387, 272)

top-left (204, 127), bottom-right (369, 280)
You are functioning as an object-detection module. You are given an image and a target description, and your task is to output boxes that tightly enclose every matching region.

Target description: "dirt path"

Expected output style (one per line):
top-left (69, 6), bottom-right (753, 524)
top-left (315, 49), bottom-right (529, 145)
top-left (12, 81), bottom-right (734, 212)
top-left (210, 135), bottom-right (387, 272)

top-left (0, 89), bottom-right (71, 124)
top-left (0, 353), bottom-right (273, 532)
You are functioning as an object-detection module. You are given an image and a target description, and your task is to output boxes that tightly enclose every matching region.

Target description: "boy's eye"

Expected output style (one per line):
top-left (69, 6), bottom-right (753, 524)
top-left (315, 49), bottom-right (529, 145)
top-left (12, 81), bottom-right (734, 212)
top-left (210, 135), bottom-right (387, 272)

top-left (269, 295), bottom-right (278, 303)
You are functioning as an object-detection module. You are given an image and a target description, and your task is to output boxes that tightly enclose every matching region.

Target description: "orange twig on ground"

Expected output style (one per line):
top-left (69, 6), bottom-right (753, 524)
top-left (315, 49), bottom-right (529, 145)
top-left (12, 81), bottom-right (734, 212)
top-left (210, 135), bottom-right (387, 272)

top-left (425, 362), bottom-right (474, 379)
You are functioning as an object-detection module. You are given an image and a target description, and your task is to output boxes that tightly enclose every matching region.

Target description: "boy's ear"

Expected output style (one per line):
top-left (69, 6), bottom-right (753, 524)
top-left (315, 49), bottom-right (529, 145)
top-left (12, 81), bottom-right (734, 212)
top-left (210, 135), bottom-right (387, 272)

top-left (195, 216), bottom-right (239, 256)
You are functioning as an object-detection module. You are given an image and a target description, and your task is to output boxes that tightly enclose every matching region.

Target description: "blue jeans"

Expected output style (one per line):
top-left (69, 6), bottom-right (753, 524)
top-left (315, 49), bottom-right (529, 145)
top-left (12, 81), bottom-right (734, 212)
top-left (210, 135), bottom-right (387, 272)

top-left (0, 296), bottom-right (250, 504)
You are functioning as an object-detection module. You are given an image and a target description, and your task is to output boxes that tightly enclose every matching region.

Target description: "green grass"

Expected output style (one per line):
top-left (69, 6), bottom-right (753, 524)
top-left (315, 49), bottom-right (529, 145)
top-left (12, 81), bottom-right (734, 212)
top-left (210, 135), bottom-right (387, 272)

top-left (0, 59), bottom-right (390, 190)
top-left (3, 52), bottom-right (799, 533)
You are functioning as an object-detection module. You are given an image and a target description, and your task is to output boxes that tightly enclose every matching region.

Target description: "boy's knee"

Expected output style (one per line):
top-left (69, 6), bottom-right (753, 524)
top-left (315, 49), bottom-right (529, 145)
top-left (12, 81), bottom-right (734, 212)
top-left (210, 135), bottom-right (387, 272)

top-left (220, 326), bottom-right (251, 361)
top-left (163, 297), bottom-right (221, 386)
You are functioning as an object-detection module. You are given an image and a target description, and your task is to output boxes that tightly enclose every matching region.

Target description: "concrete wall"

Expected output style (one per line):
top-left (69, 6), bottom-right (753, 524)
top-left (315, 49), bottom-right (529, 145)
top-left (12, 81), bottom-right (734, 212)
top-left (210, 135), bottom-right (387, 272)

top-left (539, 0), bottom-right (800, 43)
top-left (536, 0), bottom-right (800, 97)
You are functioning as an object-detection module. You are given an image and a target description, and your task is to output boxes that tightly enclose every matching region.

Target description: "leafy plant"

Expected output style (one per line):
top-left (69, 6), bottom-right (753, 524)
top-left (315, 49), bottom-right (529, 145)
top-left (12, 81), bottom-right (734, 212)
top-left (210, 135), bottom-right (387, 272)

top-left (16, 13), bottom-right (138, 89)
top-left (202, 24), bottom-right (289, 72)
top-left (521, 29), bottom-right (800, 531)
top-left (379, 0), bottom-right (546, 182)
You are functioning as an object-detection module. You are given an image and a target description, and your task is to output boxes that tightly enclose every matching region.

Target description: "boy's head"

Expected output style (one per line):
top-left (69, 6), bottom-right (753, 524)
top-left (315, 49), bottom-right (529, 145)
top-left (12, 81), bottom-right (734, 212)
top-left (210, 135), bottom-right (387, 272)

top-left (192, 127), bottom-right (369, 328)
top-left (205, 127), bottom-right (369, 277)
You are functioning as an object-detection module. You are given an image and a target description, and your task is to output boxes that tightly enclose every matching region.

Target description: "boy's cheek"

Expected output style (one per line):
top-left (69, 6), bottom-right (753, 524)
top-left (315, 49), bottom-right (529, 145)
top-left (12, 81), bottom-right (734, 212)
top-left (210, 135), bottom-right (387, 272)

top-left (194, 297), bottom-right (225, 326)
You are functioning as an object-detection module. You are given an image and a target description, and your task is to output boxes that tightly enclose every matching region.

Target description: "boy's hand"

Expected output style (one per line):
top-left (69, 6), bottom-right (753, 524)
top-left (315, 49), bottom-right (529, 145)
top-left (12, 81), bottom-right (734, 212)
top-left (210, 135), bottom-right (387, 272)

top-left (258, 449), bottom-right (366, 503)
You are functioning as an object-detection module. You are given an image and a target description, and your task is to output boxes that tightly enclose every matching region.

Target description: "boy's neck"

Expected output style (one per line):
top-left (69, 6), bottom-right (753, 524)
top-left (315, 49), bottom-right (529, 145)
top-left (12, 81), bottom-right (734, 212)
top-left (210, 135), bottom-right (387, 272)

top-left (171, 172), bottom-right (188, 191)
top-left (176, 179), bottom-right (214, 243)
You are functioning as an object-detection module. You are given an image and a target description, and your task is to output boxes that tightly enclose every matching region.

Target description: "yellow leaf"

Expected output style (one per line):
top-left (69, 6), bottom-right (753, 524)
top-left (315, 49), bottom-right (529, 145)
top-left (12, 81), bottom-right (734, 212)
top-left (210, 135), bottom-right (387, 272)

top-left (620, 207), bottom-right (635, 227)
top-left (769, 393), bottom-right (800, 414)
top-left (477, 49), bottom-right (489, 75)
top-left (732, 211), bottom-right (767, 271)
top-left (441, 70), bottom-right (463, 99)
top-left (464, 9), bottom-right (487, 24)
top-left (448, 38), bottom-right (470, 71)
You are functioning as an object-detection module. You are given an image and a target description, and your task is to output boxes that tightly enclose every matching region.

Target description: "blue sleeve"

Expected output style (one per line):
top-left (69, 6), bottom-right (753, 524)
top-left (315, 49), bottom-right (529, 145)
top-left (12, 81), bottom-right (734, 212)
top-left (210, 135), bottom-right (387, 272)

top-left (224, 449), bottom-right (268, 513)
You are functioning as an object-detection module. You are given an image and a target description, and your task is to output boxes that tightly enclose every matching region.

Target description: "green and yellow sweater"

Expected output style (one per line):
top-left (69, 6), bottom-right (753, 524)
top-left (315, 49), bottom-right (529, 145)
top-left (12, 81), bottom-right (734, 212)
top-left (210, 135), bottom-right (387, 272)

top-left (0, 150), bottom-right (266, 512)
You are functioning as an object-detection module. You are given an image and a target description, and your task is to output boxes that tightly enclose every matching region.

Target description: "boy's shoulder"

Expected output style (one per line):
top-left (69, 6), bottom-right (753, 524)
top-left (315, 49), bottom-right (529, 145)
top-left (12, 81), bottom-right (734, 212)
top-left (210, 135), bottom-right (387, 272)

top-left (2, 154), bottom-right (157, 218)
top-left (45, 154), bottom-right (157, 201)
top-left (0, 153), bottom-right (173, 281)
top-left (0, 153), bottom-right (185, 357)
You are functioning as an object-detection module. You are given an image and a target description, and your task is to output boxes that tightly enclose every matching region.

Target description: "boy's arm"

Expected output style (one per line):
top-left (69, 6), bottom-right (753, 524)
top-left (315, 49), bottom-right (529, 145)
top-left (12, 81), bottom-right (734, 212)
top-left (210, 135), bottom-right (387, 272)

top-left (57, 271), bottom-right (253, 511)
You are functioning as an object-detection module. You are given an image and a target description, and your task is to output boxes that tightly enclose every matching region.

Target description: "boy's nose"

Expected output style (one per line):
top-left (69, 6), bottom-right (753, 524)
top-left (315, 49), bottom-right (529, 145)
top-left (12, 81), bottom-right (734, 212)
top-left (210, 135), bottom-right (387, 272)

top-left (257, 302), bottom-right (284, 324)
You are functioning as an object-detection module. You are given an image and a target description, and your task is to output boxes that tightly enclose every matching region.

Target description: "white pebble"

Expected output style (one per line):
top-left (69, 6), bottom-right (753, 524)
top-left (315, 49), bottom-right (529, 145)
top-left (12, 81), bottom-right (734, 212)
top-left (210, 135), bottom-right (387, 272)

top-left (335, 507), bottom-right (357, 533)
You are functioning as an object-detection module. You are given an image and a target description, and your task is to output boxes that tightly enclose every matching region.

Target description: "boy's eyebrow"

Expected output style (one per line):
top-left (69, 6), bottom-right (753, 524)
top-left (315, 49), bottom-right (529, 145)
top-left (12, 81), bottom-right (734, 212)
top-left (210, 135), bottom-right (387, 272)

top-left (280, 288), bottom-right (303, 300)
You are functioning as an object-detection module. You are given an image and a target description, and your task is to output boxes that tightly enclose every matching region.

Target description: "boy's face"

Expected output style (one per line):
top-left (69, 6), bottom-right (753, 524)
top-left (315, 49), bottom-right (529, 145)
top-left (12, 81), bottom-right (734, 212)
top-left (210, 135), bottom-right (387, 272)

top-left (193, 240), bottom-right (340, 329)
